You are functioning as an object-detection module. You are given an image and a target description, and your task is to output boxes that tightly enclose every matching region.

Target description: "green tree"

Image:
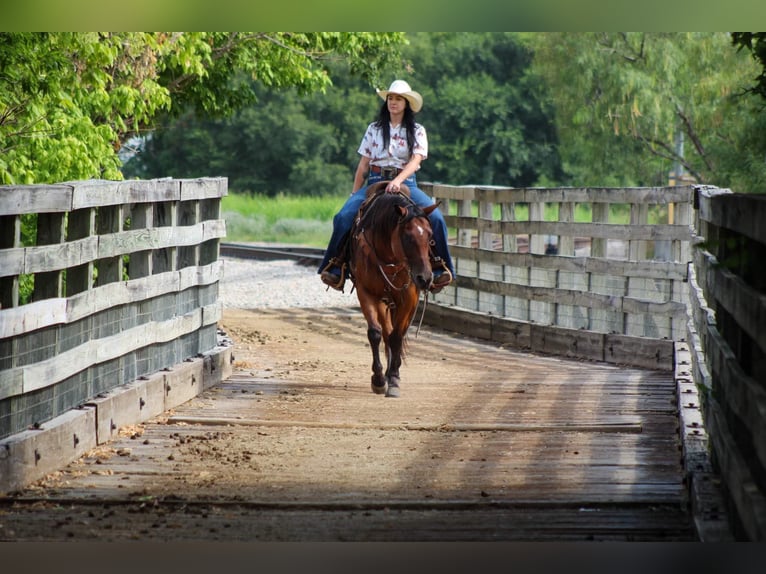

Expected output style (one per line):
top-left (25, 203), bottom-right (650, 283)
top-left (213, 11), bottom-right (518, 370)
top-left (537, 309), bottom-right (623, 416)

top-left (123, 67), bottom-right (378, 196)
top-left (124, 33), bottom-right (566, 194)
top-left (0, 32), bottom-right (405, 185)
top-left (406, 32), bottom-right (565, 187)
top-left (529, 32), bottom-right (764, 190)
top-left (732, 32), bottom-right (766, 102)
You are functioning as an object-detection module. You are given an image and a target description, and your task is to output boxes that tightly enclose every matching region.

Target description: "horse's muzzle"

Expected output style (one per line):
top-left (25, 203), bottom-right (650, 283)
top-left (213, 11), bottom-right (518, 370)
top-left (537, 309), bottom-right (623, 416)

top-left (412, 271), bottom-right (433, 291)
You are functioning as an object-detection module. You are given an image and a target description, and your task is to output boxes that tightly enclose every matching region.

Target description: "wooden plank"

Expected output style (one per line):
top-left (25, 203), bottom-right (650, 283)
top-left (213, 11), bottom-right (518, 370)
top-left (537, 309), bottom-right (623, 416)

top-left (706, 396), bottom-right (766, 540)
top-left (0, 247), bottom-right (24, 279)
top-left (68, 179), bottom-right (185, 209)
top-left (700, 192), bottom-right (766, 246)
top-left (605, 333), bottom-right (674, 370)
top-left (96, 220), bottom-right (225, 260)
top-left (22, 236), bottom-right (98, 274)
top-left (0, 184), bottom-right (73, 216)
top-left (474, 185), bottom-right (694, 205)
top-left (166, 415), bottom-right (643, 433)
top-left (449, 246), bottom-right (689, 280)
top-left (697, 248), bottom-right (766, 357)
top-left (0, 308), bottom-right (203, 397)
top-left (454, 275), bottom-right (687, 317)
top-left (128, 178), bottom-right (181, 204)
top-left (180, 177), bottom-right (228, 201)
top-left (0, 406), bottom-right (96, 493)
top-left (0, 297), bottom-right (68, 339)
top-left (87, 371), bottom-right (167, 444)
top-left (163, 357), bottom-right (205, 412)
top-left (530, 324), bottom-right (605, 362)
top-left (476, 220), bottom-right (692, 242)
top-left (0, 261), bottom-right (222, 338)
top-left (705, 322), bottom-right (766, 476)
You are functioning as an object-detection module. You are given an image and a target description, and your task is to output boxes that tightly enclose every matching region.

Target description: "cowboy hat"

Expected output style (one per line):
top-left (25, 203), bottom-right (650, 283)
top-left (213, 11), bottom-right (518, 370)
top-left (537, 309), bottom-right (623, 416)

top-left (377, 80), bottom-right (423, 113)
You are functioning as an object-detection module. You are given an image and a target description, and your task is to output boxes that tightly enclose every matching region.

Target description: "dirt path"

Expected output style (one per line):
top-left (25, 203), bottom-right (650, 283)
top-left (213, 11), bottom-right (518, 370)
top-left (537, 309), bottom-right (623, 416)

top-left (0, 307), bottom-right (693, 541)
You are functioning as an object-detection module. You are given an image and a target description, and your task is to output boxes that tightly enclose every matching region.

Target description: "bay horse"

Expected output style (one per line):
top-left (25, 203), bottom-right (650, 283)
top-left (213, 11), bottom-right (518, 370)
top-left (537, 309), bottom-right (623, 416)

top-left (349, 181), bottom-right (438, 398)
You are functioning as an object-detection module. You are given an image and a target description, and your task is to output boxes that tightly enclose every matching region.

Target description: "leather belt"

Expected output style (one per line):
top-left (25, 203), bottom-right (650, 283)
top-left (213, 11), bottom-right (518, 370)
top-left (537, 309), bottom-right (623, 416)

top-left (370, 165), bottom-right (402, 179)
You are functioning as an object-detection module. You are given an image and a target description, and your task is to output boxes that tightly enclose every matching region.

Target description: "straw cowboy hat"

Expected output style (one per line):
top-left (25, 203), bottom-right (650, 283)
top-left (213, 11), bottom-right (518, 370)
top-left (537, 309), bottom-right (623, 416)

top-left (377, 80), bottom-right (423, 113)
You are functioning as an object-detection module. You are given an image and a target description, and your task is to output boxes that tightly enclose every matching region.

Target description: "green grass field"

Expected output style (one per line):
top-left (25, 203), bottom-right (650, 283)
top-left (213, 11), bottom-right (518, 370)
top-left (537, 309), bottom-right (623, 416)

top-left (221, 192), bottom-right (667, 246)
top-left (222, 192), bottom-right (347, 247)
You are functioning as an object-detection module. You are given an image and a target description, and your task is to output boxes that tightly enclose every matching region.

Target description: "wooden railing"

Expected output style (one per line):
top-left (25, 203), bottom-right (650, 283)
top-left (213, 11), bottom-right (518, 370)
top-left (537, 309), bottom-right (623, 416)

top-left (685, 186), bottom-right (766, 540)
top-left (421, 183), bottom-right (693, 370)
top-left (0, 178), bottom-right (231, 491)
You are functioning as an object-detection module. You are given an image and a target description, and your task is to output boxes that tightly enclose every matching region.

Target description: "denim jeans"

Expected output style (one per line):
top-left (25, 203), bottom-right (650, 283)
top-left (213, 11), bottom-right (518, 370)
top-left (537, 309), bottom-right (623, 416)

top-left (318, 174), bottom-right (455, 276)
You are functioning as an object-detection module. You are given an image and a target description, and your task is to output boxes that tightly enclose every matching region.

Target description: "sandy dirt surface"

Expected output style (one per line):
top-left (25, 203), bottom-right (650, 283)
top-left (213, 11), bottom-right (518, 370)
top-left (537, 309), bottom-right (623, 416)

top-left (0, 306), bottom-right (693, 541)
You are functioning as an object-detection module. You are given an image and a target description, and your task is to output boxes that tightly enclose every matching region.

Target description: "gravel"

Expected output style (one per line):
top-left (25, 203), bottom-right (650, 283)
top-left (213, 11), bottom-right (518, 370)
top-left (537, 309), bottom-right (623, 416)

top-left (219, 256), bottom-right (358, 309)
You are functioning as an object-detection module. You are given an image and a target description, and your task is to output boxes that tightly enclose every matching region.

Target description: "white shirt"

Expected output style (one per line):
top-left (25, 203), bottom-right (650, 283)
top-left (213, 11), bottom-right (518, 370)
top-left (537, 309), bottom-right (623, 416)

top-left (357, 121), bottom-right (428, 169)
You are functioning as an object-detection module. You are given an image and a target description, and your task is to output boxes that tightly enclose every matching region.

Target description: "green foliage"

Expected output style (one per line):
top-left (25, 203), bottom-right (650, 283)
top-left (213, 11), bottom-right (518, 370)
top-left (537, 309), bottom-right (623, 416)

top-left (407, 32), bottom-right (565, 187)
top-left (732, 32), bottom-right (766, 102)
top-left (0, 32), bottom-right (405, 185)
top-left (529, 32), bottom-right (765, 191)
top-left (124, 32), bottom-right (566, 194)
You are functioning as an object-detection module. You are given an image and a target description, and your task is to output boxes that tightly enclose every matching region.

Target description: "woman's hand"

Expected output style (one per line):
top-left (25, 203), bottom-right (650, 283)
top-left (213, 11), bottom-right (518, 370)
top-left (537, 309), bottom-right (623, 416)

top-left (385, 181), bottom-right (401, 193)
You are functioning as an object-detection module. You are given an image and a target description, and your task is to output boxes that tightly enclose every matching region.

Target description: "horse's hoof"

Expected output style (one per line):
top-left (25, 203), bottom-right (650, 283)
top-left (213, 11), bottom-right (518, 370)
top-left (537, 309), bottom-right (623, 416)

top-left (371, 378), bottom-right (387, 395)
top-left (385, 384), bottom-right (400, 398)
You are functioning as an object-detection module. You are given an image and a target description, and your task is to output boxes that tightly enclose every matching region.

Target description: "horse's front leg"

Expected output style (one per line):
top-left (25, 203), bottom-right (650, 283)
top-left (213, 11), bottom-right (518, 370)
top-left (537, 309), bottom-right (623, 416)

top-left (367, 324), bottom-right (387, 395)
top-left (385, 330), bottom-right (403, 398)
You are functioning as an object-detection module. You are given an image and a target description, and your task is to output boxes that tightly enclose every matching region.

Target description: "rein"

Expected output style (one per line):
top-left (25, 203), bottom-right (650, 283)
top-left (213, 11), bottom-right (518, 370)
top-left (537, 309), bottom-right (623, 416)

top-left (356, 191), bottom-right (424, 293)
top-left (358, 228), bottom-right (411, 292)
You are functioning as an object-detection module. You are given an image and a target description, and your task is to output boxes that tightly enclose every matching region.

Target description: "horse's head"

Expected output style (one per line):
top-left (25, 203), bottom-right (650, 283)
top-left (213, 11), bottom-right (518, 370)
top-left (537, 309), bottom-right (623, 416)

top-left (395, 201), bottom-right (438, 291)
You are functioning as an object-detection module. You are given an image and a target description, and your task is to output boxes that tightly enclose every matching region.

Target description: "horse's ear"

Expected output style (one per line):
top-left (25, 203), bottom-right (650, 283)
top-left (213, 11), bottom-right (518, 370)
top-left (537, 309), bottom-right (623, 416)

top-left (422, 201), bottom-right (441, 216)
top-left (396, 205), bottom-right (408, 218)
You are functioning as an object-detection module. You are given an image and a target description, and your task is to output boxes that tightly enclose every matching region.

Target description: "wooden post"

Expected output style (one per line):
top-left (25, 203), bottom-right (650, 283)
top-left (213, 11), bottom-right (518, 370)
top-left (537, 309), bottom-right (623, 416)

top-left (95, 205), bottom-right (123, 286)
top-left (529, 201), bottom-right (552, 325)
top-left (66, 208), bottom-right (95, 296)
top-left (152, 201), bottom-right (177, 273)
top-left (128, 204), bottom-right (153, 279)
top-left (589, 201), bottom-right (623, 333)
top-left (178, 200), bottom-right (201, 270)
top-left (0, 215), bottom-right (20, 308)
top-left (32, 213), bottom-right (66, 301)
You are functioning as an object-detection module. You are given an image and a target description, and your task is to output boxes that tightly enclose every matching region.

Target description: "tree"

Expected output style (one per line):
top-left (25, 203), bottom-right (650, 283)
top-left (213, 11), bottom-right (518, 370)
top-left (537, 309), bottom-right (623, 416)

top-left (0, 32), bottom-right (405, 185)
top-left (732, 32), bottom-right (766, 102)
top-left (529, 33), bottom-right (764, 190)
top-left (406, 32), bottom-right (565, 187)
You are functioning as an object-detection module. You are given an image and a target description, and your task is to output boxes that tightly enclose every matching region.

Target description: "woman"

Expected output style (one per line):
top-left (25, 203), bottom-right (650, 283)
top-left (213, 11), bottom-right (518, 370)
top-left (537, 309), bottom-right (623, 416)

top-left (318, 79), bottom-right (455, 293)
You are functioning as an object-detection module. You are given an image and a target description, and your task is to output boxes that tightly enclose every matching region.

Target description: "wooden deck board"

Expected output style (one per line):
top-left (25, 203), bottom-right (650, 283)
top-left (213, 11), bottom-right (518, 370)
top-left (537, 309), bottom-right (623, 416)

top-left (1, 307), bottom-right (694, 541)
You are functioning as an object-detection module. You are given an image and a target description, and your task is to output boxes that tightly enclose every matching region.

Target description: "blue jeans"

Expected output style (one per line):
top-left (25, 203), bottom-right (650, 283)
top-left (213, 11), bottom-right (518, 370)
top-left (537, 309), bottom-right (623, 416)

top-left (318, 174), bottom-right (455, 276)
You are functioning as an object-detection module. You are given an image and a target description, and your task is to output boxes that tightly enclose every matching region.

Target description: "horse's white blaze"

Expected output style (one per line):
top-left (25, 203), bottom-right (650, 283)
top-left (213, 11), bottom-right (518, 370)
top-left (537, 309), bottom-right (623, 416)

top-left (416, 224), bottom-right (425, 236)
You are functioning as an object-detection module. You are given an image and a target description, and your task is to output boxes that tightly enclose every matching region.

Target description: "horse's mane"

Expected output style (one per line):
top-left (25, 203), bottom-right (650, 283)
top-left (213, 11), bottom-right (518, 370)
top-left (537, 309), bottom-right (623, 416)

top-left (357, 192), bottom-right (420, 237)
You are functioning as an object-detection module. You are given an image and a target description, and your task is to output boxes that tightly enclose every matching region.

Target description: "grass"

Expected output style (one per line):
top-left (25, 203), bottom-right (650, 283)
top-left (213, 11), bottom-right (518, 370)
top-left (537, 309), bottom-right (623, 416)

top-left (221, 192), bottom-right (672, 247)
top-left (222, 192), bottom-right (347, 247)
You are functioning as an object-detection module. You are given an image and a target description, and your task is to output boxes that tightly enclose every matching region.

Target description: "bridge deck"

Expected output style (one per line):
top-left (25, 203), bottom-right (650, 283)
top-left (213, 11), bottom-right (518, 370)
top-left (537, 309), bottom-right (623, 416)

top-left (1, 307), bottom-right (694, 541)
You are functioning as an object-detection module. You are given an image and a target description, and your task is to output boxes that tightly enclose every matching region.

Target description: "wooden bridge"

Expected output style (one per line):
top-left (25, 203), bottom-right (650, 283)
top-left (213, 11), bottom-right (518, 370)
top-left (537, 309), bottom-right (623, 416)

top-left (0, 178), bottom-right (764, 541)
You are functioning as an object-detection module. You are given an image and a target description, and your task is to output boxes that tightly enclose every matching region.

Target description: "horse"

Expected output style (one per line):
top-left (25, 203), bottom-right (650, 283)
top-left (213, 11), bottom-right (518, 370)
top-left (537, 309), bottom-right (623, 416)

top-left (348, 181), bottom-right (439, 398)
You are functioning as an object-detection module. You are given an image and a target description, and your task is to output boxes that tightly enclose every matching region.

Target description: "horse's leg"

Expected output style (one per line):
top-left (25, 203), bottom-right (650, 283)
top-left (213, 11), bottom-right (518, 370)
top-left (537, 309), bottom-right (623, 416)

top-left (367, 323), bottom-right (387, 394)
top-left (384, 292), bottom-right (419, 398)
top-left (385, 329), bottom-right (403, 398)
top-left (358, 293), bottom-right (387, 394)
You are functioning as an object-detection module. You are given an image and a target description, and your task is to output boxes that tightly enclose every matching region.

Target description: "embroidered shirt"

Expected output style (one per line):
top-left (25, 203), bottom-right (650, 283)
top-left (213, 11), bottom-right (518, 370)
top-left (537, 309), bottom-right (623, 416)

top-left (357, 121), bottom-right (428, 170)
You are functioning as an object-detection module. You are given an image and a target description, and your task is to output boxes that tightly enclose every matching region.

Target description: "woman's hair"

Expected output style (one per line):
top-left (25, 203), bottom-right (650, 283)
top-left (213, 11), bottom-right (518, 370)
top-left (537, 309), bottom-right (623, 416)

top-left (374, 98), bottom-right (417, 155)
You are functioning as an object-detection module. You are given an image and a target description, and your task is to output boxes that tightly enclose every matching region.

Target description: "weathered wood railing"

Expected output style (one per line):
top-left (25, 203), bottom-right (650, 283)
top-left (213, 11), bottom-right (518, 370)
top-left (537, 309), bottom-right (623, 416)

top-left (685, 186), bottom-right (766, 540)
top-left (0, 178), bottom-right (231, 492)
top-left (421, 183), bottom-right (693, 370)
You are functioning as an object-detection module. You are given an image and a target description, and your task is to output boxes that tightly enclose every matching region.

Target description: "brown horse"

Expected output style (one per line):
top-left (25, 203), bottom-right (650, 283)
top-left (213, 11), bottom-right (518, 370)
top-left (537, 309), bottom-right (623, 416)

top-left (349, 182), bottom-right (438, 398)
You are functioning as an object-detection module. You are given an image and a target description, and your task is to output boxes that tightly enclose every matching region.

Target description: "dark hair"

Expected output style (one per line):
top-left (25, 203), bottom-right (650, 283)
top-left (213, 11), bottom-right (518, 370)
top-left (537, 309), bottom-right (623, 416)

top-left (374, 98), bottom-right (417, 155)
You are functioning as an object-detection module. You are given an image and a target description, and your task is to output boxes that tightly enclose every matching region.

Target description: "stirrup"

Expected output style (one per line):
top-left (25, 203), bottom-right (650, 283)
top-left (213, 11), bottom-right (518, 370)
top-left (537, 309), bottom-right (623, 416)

top-left (430, 257), bottom-right (453, 294)
top-left (320, 258), bottom-right (347, 292)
